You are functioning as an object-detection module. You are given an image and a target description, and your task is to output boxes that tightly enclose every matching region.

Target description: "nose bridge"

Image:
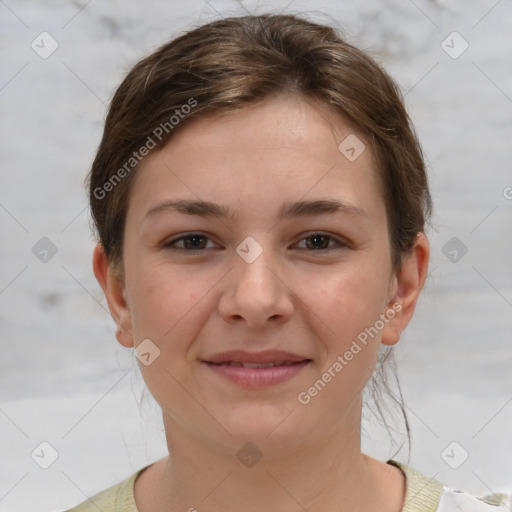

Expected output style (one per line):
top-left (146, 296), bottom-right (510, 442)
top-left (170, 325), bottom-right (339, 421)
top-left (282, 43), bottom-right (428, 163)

top-left (219, 234), bottom-right (293, 326)
top-left (234, 234), bottom-right (279, 297)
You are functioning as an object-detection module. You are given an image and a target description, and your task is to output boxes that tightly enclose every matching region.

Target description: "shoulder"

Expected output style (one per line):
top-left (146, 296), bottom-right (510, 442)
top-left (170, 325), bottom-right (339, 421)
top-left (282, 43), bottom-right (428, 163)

top-left (387, 459), bottom-right (511, 512)
top-left (62, 466), bottom-right (149, 512)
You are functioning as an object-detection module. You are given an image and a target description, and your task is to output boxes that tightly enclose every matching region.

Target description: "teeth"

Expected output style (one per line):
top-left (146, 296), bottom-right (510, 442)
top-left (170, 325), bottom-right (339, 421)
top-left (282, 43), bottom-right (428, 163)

top-left (242, 361), bottom-right (279, 368)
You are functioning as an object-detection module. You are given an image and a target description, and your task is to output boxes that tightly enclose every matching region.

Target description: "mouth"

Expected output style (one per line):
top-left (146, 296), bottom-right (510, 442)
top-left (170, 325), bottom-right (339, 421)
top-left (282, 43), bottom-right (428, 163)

top-left (206, 360), bottom-right (309, 368)
top-left (202, 351), bottom-right (312, 387)
top-left (203, 349), bottom-right (311, 365)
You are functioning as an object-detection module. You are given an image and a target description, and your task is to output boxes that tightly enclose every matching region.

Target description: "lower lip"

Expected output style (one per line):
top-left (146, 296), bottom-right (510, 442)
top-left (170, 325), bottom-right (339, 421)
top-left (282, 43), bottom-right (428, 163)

top-left (203, 361), bottom-right (311, 387)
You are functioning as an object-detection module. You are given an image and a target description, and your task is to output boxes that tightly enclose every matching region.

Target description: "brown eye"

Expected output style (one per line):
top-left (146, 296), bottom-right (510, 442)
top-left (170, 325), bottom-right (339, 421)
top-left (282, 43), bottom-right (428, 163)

top-left (164, 233), bottom-right (216, 251)
top-left (163, 232), bottom-right (347, 253)
top-left (295, 233), bottom-right (346, 252)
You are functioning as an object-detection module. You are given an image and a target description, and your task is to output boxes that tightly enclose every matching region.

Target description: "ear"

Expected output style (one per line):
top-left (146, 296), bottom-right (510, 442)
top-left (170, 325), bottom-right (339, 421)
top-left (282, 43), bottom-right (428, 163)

top-left (92, 243), bottom-right (134, 348)
top-left (381, 233), bottom-right (430, 346)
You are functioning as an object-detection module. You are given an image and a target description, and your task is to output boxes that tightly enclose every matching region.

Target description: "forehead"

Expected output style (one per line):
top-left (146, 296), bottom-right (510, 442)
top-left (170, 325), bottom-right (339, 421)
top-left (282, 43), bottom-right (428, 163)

top-left (126, 94), bottom-right (386, 226)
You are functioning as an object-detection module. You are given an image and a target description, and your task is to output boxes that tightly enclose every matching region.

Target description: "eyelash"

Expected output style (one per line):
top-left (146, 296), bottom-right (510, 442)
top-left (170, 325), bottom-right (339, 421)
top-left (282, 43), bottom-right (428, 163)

top-left (162, 232), bottom-right (348, 253)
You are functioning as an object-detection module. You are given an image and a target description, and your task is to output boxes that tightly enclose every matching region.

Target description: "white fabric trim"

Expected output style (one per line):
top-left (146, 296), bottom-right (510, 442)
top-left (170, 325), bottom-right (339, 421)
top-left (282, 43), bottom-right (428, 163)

top-left (437, 488), bottom-right (511, 511)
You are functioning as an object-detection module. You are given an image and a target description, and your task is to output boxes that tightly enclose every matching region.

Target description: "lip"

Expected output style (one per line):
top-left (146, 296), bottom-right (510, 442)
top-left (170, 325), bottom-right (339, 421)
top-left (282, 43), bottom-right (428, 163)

top-left (203, 360), bottom-right (311, 387)
top-left (202, 350), bottom-right (312, 388)
top-left (203, 349), bottom-right (310, 365)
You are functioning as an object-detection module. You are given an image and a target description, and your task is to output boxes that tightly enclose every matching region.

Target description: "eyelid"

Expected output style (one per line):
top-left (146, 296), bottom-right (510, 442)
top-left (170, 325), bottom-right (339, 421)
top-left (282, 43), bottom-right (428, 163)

top-left (162, 231), bottom-right (349, 252)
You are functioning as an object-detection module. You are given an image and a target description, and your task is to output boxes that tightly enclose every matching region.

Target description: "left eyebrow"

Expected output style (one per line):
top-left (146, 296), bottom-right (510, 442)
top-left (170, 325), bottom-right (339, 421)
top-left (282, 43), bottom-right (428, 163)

top-left (144, 198), bottom-right (368, 222)
top-left (278, 199), bottom-right (368, 221)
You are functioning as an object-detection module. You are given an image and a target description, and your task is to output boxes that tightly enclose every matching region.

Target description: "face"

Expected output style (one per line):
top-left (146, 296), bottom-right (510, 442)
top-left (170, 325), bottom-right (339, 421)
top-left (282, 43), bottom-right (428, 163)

top-left (95, 94), bottom-right (427, 457)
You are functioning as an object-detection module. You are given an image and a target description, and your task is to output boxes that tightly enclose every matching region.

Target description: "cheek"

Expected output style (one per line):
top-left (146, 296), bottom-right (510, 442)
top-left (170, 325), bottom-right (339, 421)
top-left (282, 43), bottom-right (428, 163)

top-left (127, 267), bottom-right (204, 392)
top-left (305, 263), bottom-right (390, 345)
top-left (298, 268), bottom-right (388, 415)
top-left (126, 262), bottom-right (214, 350)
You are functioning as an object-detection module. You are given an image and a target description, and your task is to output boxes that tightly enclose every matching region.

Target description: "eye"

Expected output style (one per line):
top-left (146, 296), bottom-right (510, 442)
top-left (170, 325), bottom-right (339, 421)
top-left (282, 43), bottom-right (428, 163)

top-left (163, 233), bottom-right (218, 251)
top-left (294, 232), bottom-right (347, 252)
top-left (162, 232), bottom-right (347, 253)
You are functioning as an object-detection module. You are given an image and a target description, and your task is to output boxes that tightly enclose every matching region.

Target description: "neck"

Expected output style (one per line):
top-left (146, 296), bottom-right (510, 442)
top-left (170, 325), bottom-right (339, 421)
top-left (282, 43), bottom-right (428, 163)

top-left (134, 396), bottom-right (404, 512)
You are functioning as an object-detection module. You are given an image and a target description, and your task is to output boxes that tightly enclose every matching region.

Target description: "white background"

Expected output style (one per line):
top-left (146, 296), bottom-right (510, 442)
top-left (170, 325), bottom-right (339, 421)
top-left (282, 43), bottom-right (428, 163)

top-left (0, 1), bottom-right (511, 511)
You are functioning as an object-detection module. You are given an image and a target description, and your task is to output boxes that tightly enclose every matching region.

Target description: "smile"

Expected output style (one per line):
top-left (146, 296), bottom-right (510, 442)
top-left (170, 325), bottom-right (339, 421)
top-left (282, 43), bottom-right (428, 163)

top-left (213, 360), bottom-right (300, 368)
top-left (203, 359), bottom-right (311, 387)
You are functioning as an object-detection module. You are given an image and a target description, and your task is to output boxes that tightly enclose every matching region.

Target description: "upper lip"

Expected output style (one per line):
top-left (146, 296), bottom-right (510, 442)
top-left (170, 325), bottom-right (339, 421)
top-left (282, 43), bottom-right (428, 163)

top-left (203, 350), bottom-right (311, 364)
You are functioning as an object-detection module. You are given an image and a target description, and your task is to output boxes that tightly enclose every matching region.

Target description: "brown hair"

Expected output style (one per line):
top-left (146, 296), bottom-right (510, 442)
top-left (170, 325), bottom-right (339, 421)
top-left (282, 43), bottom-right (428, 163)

top-left (87, 13), bottom-right (432, 460)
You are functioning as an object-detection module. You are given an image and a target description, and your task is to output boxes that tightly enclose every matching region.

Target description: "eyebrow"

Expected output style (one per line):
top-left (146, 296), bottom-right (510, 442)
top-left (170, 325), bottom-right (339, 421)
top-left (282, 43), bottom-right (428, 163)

top-left (144, 198), bottom-right (368, 222)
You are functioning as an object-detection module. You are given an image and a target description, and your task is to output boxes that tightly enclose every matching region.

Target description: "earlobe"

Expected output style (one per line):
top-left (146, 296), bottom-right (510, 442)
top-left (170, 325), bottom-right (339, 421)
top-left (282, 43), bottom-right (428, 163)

top-left (381, 233), bottom-right (430, 346)
top-left (92, 244), bottom-right (135, 348)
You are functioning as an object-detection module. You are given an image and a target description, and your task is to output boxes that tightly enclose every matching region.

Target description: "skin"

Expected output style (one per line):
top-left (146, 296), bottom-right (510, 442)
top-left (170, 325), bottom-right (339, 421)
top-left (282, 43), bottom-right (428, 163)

top-left (94, 93), bottom-right (429, 512)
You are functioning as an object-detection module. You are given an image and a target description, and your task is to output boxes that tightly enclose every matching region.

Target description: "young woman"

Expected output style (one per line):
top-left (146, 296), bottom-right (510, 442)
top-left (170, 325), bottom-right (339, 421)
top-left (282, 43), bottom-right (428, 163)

top-left (66, 13), bottom-right (509, 512)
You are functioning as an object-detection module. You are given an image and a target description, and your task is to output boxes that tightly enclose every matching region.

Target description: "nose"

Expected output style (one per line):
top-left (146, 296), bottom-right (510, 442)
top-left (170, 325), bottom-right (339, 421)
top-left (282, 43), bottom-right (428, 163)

top-left (217, 242), bottom-right (294, 329)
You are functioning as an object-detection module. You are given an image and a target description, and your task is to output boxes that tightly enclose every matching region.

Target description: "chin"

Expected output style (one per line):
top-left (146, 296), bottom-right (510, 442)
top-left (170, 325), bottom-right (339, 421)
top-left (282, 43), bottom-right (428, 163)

top-left (215, 403), bottom-right (301, 447)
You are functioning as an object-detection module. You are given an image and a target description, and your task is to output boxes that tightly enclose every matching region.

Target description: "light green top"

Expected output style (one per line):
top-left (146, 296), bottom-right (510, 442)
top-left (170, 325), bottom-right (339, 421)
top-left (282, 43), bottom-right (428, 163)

top-left (65, 459), bottom-right (508, 512)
